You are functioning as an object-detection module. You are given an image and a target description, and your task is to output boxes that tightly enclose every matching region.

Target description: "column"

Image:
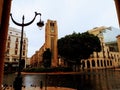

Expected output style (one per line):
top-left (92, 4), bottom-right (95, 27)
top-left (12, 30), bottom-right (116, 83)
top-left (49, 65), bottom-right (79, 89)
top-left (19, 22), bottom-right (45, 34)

top-left (0, 0), bottom-right (12, 88)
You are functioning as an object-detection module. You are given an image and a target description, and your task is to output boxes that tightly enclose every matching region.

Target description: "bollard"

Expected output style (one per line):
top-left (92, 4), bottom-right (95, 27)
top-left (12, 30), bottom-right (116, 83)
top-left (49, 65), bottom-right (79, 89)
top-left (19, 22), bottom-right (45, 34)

top-left (13, 76), bottom-right (22, 90)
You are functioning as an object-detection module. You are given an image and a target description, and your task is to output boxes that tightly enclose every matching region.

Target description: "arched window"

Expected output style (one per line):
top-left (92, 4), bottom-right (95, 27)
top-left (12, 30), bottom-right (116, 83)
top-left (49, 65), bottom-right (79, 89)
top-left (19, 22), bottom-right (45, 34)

top-left (110, 60), bottom-right (112, 66)
top-left (101, 60), bottom-right (103, 67)
top-left (104, 60), bottom-right (106, 67)
top-left (107, 60), bottom-right (109, 66)
top-left (97, 60), bottom-right (99, 67)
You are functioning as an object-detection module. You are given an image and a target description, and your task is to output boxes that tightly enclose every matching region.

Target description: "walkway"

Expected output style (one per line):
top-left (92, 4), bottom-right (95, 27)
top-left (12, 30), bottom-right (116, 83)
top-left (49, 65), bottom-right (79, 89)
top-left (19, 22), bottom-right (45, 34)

top-left (2, 86), bottom-right (76, 90)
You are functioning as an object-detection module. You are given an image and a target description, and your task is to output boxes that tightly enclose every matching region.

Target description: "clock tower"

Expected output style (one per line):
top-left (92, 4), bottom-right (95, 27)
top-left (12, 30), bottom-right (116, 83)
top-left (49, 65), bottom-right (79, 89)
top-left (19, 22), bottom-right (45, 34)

top-left (45, 20), bottom-right (58, 67)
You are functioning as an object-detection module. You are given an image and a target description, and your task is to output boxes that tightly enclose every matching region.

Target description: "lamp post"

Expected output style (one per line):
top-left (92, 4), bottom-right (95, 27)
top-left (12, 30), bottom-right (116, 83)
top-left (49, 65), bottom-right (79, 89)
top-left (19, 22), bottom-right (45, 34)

top-left (10, 12), bottom-right (44, 90)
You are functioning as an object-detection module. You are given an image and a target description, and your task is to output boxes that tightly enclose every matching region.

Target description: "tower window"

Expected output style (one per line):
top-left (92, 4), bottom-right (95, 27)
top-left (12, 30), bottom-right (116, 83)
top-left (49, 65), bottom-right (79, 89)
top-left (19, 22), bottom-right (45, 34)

top-left (50, 22), bottom-right (54, 26)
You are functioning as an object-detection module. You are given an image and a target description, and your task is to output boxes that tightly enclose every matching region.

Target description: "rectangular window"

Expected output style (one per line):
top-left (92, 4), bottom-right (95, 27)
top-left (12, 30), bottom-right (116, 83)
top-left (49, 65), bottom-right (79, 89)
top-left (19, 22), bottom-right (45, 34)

top-left (23, 51), bottom-right (25, 56)
top-left (51, 37), bottom-right (54, 57)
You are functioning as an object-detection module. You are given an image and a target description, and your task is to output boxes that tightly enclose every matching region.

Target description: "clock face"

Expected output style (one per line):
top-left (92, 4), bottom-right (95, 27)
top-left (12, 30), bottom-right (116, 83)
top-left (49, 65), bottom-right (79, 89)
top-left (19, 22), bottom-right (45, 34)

top-left (51, 27), bottom-right (54, 32)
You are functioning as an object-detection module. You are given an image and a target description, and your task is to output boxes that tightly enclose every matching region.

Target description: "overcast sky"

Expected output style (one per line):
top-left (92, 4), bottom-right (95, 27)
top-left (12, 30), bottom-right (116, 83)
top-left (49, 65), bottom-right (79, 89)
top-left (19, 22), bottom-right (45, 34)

top-left (9, 0), bottom-right (119, 57)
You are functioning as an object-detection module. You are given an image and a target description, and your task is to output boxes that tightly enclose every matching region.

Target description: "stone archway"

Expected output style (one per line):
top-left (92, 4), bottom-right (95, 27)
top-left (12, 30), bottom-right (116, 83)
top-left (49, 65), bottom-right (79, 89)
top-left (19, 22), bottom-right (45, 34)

top-left (92, 60), bottom-right (95, 67)
top-left (87, 60), bottom-right (90, 68)
top-left (82, 61), bottom-right (85, 70)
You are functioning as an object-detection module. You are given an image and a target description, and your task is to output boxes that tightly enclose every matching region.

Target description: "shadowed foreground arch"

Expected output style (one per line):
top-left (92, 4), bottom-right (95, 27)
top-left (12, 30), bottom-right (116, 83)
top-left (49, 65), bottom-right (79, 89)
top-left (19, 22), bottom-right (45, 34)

top-left (0, 0), bottom-right (12, 88)
top-left (87, 61), bottom-right (90, 68)
top-left (0, 0), bottom-right (120, 88)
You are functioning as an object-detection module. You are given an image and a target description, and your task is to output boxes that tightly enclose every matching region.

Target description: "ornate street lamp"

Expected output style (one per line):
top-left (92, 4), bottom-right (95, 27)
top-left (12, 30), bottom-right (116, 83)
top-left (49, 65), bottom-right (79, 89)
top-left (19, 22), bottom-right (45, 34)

top-left (10, 12), bottom-right (44, 90)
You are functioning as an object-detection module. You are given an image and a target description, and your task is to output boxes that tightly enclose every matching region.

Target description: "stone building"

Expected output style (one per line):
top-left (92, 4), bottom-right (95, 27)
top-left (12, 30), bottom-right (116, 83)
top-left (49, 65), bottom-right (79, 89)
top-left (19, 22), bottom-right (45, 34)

top-left (4, 27), bottom-right (28, 72)
top-left (30, 20), bottom-right (58, 67)
top-left (81, 26), bottom-right (120, 70)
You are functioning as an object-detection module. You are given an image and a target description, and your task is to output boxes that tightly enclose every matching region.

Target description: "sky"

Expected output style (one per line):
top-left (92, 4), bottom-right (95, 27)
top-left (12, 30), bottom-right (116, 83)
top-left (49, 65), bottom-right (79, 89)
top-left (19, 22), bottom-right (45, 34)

top-left (9, 0), bottom-right (120, 57)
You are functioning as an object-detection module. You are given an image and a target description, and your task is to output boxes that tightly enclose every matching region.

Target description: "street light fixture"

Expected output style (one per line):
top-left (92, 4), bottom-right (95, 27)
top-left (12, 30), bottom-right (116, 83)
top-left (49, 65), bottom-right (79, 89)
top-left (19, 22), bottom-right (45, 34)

top-left (36, 13), bottom-right (44, 29)
top-left (10, 12), bottom-right (44, 90)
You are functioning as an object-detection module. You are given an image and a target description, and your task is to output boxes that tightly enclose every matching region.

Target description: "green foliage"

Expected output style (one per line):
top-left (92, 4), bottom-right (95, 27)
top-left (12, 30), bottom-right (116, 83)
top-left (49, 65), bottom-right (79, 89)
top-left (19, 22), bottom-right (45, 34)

top-left (57, 32), bottom-right (101, 63)
top-left (42, 48), bottom-right (52, 68)
top-left (23, 67), bottom-right (72, 72)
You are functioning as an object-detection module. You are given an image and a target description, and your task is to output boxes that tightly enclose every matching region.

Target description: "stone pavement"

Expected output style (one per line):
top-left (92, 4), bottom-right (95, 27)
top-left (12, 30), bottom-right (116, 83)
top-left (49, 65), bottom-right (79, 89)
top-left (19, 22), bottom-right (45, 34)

top-left (2, 86), bottom-right (76, 90)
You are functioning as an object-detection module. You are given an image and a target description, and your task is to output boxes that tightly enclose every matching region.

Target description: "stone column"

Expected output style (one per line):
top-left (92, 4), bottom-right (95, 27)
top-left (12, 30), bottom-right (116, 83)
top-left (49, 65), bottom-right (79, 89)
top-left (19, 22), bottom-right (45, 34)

top-left (114, 0), bottom-right (120, 27)
top-left (0, 0), bottom-right (12, 88)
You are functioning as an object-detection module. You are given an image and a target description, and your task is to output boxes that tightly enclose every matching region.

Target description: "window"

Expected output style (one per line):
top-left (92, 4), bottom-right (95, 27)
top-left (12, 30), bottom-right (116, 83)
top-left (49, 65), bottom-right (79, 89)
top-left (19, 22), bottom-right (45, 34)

top-left (23, 45), bottom-right (25, 50)
top-left (6, 49), bottom-right (9, 54)
top-left (7, 42), bottom-right (10, 48)
top-left (50, 22), bottom-right (54, 26)
top-left (110, 60), bottom-right (112, 66)
top-left (15, 43), bottom-right (18, 49)
top-left (23, 40), bottom-right (26, 43)
top-left (16, 38), bottom-right (18, 42)
top-left (8, 36), bottom-right (11, 40)
top-left (15, 50), bottom-right (18, 55)
top-left (51, 37), bottom-right (54, 57)
top-left (50, 22), bottom-right (54, 32)
top-left (23, 51), bottom-right (25, 56)
top-left (10, 32), bottom-right (12, 34)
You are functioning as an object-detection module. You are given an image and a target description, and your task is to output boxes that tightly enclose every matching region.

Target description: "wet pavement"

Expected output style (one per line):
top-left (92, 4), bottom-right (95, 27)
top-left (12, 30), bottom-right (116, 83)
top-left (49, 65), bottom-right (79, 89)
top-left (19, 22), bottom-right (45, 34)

top-left (3, 68), bottom-right (120, 90)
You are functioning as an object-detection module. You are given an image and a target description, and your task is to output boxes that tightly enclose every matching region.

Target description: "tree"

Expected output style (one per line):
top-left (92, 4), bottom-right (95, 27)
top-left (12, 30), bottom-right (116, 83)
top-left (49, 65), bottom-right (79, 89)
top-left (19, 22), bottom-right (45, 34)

top-left (42, 48), bottom-right (52, 68)
top-left (57, 32), bottom-right (101, 70)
